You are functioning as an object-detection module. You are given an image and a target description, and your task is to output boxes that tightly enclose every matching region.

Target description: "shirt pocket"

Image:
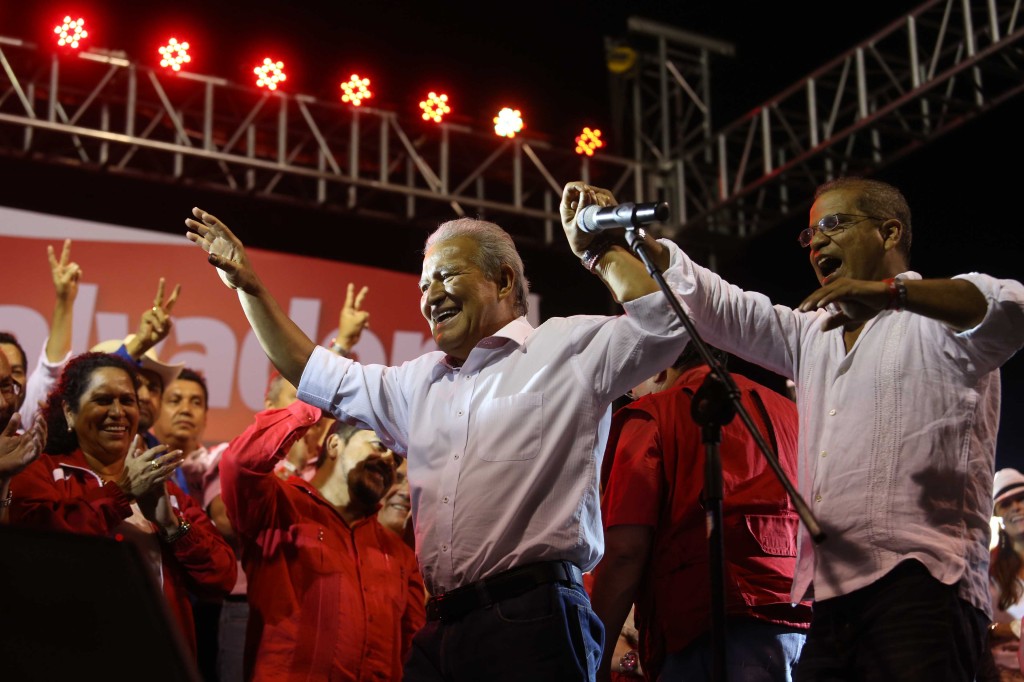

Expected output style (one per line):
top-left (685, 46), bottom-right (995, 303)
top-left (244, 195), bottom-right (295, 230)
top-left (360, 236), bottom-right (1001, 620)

top-left (473, 392), bottom-right (543, 462)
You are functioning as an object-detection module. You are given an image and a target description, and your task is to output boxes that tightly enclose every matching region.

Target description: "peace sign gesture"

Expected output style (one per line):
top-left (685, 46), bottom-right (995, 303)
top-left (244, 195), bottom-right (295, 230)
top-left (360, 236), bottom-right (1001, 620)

top-left (126, 278), bottom-right (182, 359)
top-left (48, 239), bottom-right (82, 303)
top-left (334, 283), bottom-right (370, 353)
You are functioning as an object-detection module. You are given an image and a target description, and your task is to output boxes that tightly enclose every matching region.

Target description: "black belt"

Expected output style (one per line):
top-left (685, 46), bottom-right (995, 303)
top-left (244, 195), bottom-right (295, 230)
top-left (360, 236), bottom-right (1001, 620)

top-left (425, 560), bottom-right (584, 622)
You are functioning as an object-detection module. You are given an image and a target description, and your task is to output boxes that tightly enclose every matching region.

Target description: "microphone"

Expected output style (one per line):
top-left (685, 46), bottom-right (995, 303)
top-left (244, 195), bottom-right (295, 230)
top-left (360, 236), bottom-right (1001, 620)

top-left (576, 201), bottom-right (670, 234)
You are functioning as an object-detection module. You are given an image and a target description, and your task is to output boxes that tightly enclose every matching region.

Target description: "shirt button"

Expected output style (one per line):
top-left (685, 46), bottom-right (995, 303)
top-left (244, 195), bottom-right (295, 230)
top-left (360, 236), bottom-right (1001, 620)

top-left (442, 544), bottom-right (448, 552)
top-left (457, 410), bottom-right (464, 416)
top-left (828, 409), bottom-right (837, 416)
top-left (820, 450), bottom-right (827, 458)
top-left (442, 496), bottom-right (449, 504)
top-left (815, 494), bottom-right (822, 502)
top-left (454, 454), bottom-right (459, 460)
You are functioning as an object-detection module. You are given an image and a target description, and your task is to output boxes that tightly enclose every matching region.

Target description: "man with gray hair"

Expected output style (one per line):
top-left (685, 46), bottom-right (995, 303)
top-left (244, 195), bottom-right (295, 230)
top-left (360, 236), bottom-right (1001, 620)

top-left (184, 181), bottom-right (688, 681)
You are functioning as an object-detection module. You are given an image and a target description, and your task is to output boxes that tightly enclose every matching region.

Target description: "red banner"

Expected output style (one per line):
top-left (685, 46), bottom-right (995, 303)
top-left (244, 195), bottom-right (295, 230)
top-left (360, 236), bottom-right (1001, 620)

top-left (1, 206), bottom-right (434, 443)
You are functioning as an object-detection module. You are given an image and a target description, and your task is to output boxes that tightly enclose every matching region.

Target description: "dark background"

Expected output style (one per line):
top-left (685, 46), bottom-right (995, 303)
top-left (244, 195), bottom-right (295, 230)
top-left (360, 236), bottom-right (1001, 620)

top-left (2, 1), bottom-right (1021, 468)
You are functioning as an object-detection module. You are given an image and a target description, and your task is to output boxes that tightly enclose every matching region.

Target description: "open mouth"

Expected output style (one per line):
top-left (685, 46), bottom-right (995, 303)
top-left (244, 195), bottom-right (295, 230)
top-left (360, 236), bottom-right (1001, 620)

top-left (432, 308), bottom-right (460, 326)
top-left (816, 255), bottom-right (842, 281)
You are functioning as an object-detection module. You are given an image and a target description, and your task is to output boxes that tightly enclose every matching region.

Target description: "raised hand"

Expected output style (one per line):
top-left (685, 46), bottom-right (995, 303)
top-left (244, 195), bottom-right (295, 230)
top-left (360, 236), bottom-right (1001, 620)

top-left (560, 181), bottom-right (615, 259)
top-left (0, 413), bottom-right (47, 478)
top-left (127, 277), bottom-right (181, 358)
top-left (48, 239), bottom-right (81, 303)
top-left (185, 207), bottom-right (260, 293)
top-left (336, 283), bottom-right (370, 352)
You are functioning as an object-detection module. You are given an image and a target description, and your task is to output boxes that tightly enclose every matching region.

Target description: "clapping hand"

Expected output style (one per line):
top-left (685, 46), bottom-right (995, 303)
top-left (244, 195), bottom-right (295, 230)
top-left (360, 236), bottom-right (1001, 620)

top-left (0, 413), bottom-right (46, 478)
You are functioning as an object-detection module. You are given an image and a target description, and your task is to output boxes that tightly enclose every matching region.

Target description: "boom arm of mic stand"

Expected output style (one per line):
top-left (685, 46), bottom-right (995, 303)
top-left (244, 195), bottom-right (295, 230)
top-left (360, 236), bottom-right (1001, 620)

top-left (624, 226), bottom-right (826, 545)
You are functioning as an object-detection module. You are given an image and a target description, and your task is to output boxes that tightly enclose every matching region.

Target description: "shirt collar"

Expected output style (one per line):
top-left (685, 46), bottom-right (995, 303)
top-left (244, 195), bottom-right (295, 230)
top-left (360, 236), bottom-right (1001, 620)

top-left (438, 316), bottom-right (534, 370)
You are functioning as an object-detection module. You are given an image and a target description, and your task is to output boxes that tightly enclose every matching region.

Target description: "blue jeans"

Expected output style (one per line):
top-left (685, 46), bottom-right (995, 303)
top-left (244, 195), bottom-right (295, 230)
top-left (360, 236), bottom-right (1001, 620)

top-left (658, 617), bottom-right (807, 682)
top-left (793, 560), bottom-right (988, 682)
top-left (403, 582), bottom-right (604, 682)
top-left (217, 599), bottom-right (248, 682)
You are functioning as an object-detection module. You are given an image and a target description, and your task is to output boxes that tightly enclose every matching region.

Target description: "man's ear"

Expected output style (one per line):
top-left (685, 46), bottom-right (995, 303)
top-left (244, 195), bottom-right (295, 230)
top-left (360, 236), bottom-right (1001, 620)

top-left (880, 219), bottom-right (904, 253)
top-left (497, 264), bottom-right (516, 302)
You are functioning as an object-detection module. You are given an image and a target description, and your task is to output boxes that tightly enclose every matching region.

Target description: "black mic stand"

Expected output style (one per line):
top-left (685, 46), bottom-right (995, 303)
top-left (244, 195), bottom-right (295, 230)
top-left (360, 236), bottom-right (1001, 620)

top-left (623, 224), bottom-right (826, 682)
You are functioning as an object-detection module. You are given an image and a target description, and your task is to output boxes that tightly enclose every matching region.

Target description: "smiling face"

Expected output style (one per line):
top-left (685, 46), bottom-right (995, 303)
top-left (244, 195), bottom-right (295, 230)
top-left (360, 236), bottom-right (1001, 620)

top-left (65, 366), bottom-right (140, 464)
top-left (419, 235), bottom-right (516, 361)
top-left (332, 429), bottom-right (398, 509)
top-left (0, 341), bottom-right (26, 409)
top-left (997, 491), bottom-right (1024, 542)
top-left (807, 188), bottom-right (894, 286)
top-left (378, 459), bottom-right (411, 535)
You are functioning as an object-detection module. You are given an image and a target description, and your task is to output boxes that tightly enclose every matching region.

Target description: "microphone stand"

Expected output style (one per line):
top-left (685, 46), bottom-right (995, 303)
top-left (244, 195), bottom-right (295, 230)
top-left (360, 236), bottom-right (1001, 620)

top-left (623, 224), bottom-right (826, 682)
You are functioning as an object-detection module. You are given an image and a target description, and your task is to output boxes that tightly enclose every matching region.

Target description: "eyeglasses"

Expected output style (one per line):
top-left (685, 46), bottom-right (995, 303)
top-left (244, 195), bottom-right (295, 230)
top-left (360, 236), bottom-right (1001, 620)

top-left (0, 379), bottom-right (22, 397)
top-left (798, 213), bottom-right (886, 248)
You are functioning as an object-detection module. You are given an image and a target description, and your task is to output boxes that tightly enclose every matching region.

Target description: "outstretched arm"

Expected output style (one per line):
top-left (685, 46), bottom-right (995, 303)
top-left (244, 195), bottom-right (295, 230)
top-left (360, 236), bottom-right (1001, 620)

top-left (185, 207), bottom-right (315, 385)
top-left (798, 276), bottom-right (988, 331)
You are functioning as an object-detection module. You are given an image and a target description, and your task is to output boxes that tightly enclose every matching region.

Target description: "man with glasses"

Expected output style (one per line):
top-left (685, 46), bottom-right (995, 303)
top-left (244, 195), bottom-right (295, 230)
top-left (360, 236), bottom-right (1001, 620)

top-left (0, 349), bottom-right (47, 522)
top-left (628, 175), bottom-right (1024, 681)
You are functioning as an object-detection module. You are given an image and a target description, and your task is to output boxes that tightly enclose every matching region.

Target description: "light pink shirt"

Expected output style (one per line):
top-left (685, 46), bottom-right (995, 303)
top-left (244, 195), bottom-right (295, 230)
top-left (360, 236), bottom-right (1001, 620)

top-left (19, 339), bottom-right (70, 426)
top-left (661, 239), bottom-right (1024, 616)
top-left (298, 291), bottom-right (687, 595)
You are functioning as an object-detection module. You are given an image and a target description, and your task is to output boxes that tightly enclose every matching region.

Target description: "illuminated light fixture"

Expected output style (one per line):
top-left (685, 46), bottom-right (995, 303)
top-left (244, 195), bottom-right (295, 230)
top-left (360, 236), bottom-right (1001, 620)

top-left (574, 127), bottom-right (605, 156)
top-left (158, 38), bottom-right (191, 71)
top-left (254, 58), bottom-right (287, 91)
top-left (54, 16), bottom-right (88, 49)
top-left (340, 74), bottom-right (372, 107)
top-left (493, 107), bottom-right (524, 138)
top-left (419, 92), bottom-right (451, 123)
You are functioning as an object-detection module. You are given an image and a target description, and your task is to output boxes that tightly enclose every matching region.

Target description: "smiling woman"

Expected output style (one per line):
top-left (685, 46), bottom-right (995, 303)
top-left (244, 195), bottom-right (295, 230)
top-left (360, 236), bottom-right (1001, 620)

top-left (6, 351), bottom-right (237, 660)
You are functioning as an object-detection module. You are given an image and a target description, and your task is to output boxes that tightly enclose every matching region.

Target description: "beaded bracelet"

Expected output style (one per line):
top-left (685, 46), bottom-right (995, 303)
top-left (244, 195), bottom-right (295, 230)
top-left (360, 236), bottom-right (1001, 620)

top-left (581, 238), bottom-right (615, 274)
top-left (883, 277), bottom-right (908, 311)
top-left (329, 339), bottom-right (351, 357)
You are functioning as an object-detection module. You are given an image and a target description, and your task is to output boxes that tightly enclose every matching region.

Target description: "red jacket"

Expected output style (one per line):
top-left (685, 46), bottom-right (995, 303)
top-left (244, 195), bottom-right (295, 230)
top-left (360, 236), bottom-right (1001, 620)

top-left (9, 449), bottom-right (238, 654)
top-left (602, 366), bottom-right (812, 680)
top-left (220, 400), bottom-right (426, 682)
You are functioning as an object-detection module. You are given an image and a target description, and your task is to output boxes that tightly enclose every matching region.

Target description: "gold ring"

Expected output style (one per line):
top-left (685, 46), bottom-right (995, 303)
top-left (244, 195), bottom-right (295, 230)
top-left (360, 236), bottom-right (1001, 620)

top-left (150, 459), bottom-right (160, 469)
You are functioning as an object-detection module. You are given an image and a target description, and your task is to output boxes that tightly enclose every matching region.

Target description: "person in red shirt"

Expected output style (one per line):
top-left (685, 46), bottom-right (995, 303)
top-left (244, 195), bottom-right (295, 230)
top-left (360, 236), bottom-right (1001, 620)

top-left (219, 397), bottom-right (425, 682)
top-left (8, 352), bottom-right (237, 657)
top-left (589, 343), bottom-right (812, 681)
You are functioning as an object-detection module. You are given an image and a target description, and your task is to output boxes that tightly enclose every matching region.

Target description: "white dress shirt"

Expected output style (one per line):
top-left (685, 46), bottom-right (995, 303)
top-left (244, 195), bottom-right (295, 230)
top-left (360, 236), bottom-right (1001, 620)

top-left (298, 290), bottom-right (687, 595)
top-left (660, 240), bottom-right (1024, 616)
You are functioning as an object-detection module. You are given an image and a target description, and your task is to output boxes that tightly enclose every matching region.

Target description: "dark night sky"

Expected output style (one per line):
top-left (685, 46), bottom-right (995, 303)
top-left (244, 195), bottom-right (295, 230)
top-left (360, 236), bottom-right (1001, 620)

top-left (1, 1), bottom-right (1022, 466)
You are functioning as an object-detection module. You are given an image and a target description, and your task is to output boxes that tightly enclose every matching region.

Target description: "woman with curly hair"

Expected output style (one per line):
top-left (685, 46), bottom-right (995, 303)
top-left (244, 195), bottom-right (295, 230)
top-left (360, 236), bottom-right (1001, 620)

top-left (7, 351), bottom-right (236, 657)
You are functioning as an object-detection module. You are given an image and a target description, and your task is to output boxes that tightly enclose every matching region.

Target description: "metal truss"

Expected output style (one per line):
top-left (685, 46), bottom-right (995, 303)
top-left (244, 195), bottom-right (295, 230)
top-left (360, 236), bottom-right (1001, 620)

top-left (0, 35), bottom-right (648, 248)
top-left (628, 0), bottom-right (1024, 251)
top-left (1, 0), bottom-right (1021, 253)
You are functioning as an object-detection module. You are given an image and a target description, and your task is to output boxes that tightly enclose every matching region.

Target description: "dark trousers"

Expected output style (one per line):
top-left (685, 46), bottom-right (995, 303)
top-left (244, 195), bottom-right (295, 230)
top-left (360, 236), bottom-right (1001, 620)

top-left (794, 560), bottom-right (988, 682)
top-left (402, 581), bottom-right (604, 682)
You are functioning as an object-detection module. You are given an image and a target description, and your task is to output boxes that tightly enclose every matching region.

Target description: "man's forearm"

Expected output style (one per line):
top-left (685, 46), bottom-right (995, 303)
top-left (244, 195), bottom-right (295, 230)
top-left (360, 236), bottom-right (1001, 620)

top-left (903, 278), bottom-right (987, 331)
top-left (591, 246), bottom-right (660, 303)
top-left (238, 283), bottom-right (315, 387)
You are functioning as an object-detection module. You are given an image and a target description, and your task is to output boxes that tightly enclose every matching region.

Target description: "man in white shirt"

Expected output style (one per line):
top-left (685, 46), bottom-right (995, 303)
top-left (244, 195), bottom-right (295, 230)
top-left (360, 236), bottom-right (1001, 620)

top-left (640, 175), bottom-right (1024, 681)
top-left (183, 181), bottom-right (689, 682)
